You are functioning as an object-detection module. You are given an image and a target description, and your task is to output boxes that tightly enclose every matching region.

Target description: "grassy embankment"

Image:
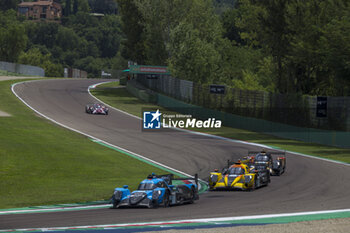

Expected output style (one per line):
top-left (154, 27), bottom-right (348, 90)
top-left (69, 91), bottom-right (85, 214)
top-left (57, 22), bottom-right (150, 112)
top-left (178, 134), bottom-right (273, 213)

top-left (0, 79), bottom-right (166, 209)
top-left (92, 81), bottom-right (350, 164)
top-left (0, 69), bottom-right (31, 77)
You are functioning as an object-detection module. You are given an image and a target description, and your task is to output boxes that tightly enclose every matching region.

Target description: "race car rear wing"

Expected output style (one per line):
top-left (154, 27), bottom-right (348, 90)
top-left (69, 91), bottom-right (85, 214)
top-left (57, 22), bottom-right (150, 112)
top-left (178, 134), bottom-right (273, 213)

top-left (227, 159), bottom-right (235, 167)
top-left (172, 174), bottom-right (199, 188)
top-left (147, 173), bottom-right (199, 187)
top-left (147, 173), bottom-right (174, 184)
top-left (221, 160), bottom-right (238, 174)
top-left (248, 151), bottom-right (286, 158)
top-left (226, 159), bottom-right (246, 168)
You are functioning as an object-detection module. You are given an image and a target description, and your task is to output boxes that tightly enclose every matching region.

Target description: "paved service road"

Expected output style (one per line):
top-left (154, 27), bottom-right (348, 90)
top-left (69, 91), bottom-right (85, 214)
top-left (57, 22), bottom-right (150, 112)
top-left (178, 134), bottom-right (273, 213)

top-left (2, 79), bottom-right (349, 229)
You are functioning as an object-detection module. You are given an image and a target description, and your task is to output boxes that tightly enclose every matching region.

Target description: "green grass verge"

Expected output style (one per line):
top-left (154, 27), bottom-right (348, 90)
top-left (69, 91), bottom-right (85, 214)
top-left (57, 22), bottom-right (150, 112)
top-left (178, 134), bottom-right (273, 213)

top-left (0, 69), bottom-right (32, 77)
top-left (96, 80), bottom-right (120, 88)
top-left (0, 79), bottom-right (167, 209)
top-left (91, 86), bottom-right (350, 164)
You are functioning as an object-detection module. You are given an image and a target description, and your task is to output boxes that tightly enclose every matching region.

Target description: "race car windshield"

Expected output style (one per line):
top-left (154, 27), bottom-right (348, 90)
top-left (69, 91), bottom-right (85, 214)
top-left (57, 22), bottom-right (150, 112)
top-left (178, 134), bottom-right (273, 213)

top-left (227, 167), bottom-right (245, 175)
top-left (138, 183), bottom-right (157, 190)
top-left (256, 155), bottom-right (270, 161)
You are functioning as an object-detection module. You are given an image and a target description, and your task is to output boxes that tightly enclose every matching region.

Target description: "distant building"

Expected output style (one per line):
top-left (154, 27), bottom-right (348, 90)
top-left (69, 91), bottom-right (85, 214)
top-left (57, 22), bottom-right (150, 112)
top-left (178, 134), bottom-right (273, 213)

top-left (90, 13), bottom-right (105, 18)
top-left (18, 0), bottom-right (62, 21)
top-left (64, 68), bottom-right (88, 79)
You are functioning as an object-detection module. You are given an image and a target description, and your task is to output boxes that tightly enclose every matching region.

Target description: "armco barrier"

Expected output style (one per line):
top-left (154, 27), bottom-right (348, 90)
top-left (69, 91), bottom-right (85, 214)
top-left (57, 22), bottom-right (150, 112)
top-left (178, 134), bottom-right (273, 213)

top-left (0, 61), bottom-right (45, 77)
top-left (127, 81), bottom-right (350, 148)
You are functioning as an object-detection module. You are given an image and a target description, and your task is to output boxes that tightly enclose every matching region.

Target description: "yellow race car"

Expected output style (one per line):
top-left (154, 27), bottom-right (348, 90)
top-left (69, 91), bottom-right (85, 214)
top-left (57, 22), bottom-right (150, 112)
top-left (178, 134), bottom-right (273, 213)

top-left (209, 161), bottom-right (270, 191)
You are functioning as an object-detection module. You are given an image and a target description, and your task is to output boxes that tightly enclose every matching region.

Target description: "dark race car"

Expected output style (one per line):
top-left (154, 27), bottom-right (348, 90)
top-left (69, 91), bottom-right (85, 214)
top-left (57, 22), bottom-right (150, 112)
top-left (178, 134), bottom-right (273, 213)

top-left (85, 103), bottom-right (109, 115)
top-left (247, 151), bottom-right (286, 176)
top-left (111, 173), bottom-right (199, 208)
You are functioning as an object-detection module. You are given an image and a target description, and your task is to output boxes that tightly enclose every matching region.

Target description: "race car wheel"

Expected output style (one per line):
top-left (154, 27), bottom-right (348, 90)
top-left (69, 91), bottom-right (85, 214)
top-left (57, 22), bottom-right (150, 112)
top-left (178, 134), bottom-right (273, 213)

top-left (189, 188), bottom-right (195, 203)
top-left (163, 192), bottom-right (170, 208)
top-left (250, 179), bottom-right (256, 191)
top-left (255, 178), bottom-right (260, 189)
top-left (112, 201), bottom-right (119, 209)
top-left (277, 169), bottom-right (282, 176)
top-left (151, 199), bottom-right (159, 209)
top-left (111, 196), bottom-right (119, 209)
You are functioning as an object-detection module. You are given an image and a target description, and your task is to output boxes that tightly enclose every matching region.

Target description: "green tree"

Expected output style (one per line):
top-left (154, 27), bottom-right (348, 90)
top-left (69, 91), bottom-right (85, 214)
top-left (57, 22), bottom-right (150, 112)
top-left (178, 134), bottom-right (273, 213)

top-left (0, 10), bottom-right (27, 62)
top-left (320, 14), bottom-right (350, 95)
top-left (65, 0), bottom-right (71, 16)
top-left (74, 56), bottom-right (107, 77)
top-left (25, 22), bottom-right (59, 49)
top-left (0, 0), bottom-right (20, 11)
top-left (238, 0), bottom-right (290, 92)
top-left (78, 0), bottom-right (90, 12)
top-left (221, 8), bottom-right (243, 44)
top-left (88, 0), bottom-right (117, 14)
top-left (285, 0), bottom-right (350, 95)
top-left (231, 70), bottom-right (265, 90)
top-left (235, 0), bottom-right (350, 95)
top-left (133, 0), bottom-right (193, 65)
top-left (168, 22), bottom-right (222, 83)
top-left (73, 0), bottom-right (78, 14)
top-left (55, 27), bottom-right (80, 51)
top-left (18, 48), bottom-right (63, 77)
top-left (117, 0), bottom-right (146, 64)
top-left (98, 15), bottom-right (122, 58)
top-left (167, 0), bottom-right (225, 83)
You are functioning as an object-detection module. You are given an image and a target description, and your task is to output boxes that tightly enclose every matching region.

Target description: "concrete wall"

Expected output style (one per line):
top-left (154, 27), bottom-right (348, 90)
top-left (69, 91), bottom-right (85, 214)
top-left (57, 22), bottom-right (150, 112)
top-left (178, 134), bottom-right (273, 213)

top-left (64, 68), bottom-right (87, 78)
top-left (0, 61), bottom-right (45, 77)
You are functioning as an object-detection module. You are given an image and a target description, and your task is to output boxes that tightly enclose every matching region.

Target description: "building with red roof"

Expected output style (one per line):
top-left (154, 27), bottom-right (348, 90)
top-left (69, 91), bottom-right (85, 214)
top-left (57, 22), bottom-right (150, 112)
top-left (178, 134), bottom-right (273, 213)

top-left (18, 0), bottom-right (62, 21)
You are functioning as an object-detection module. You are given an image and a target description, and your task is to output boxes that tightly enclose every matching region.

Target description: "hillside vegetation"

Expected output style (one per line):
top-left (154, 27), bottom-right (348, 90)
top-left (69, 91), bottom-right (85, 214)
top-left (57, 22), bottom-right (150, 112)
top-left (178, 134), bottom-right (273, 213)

top-left (0, 0), bottom-right (124, 77)
top-left (1, 0), bottom-right (350, 95)
top-left (118, 0), bottom-right (350, 96)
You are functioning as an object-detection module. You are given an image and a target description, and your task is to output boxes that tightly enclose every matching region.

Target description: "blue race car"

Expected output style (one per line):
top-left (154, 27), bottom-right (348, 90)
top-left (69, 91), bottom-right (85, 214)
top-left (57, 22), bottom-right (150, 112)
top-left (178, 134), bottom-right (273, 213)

top-left (111, 174), bottom-right (199, 208)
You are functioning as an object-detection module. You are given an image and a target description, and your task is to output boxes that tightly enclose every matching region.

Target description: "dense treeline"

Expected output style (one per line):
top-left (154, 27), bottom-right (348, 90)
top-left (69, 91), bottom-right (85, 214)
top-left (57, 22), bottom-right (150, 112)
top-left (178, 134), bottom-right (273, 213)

top-left (0, 0), bottom-right (124, 77)
top-left (0, 0), bottom-right (349, 95)
top-left (118, 0), bottom-right (350, 96)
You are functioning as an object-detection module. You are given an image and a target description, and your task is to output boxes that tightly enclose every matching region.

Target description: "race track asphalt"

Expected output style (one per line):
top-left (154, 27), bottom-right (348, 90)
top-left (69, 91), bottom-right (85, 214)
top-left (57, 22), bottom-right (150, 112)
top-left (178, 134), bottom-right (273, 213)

top-left (2, 79), bottom-right (350, 229)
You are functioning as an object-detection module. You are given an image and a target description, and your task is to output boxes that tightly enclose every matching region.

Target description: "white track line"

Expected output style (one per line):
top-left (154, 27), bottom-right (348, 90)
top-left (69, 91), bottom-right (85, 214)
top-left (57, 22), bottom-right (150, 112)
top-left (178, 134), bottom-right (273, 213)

top-left (89, 81), bottom-right (349, 167)
top-left (11, 80), bottom-right (198, 180)
top-left (0, 204), bottom-right (111, 215)
top-left (4, 79), bottom-right (207, 215)
top-left (1, 208), bottom-right (350, 232)
top-left (7, 79), bottom-right (349, 217)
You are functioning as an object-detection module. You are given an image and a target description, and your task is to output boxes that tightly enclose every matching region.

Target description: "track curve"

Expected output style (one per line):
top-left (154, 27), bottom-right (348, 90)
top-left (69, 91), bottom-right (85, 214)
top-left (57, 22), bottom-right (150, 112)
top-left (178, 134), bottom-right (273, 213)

top-left (2, 79), bottom-right (350, 229)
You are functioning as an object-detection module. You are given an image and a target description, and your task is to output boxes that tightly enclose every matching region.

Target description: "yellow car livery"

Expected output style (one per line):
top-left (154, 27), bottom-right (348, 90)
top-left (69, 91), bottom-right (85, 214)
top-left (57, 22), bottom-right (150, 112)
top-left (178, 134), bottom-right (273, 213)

top-left (209, 162), bottom-right (270, 191)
